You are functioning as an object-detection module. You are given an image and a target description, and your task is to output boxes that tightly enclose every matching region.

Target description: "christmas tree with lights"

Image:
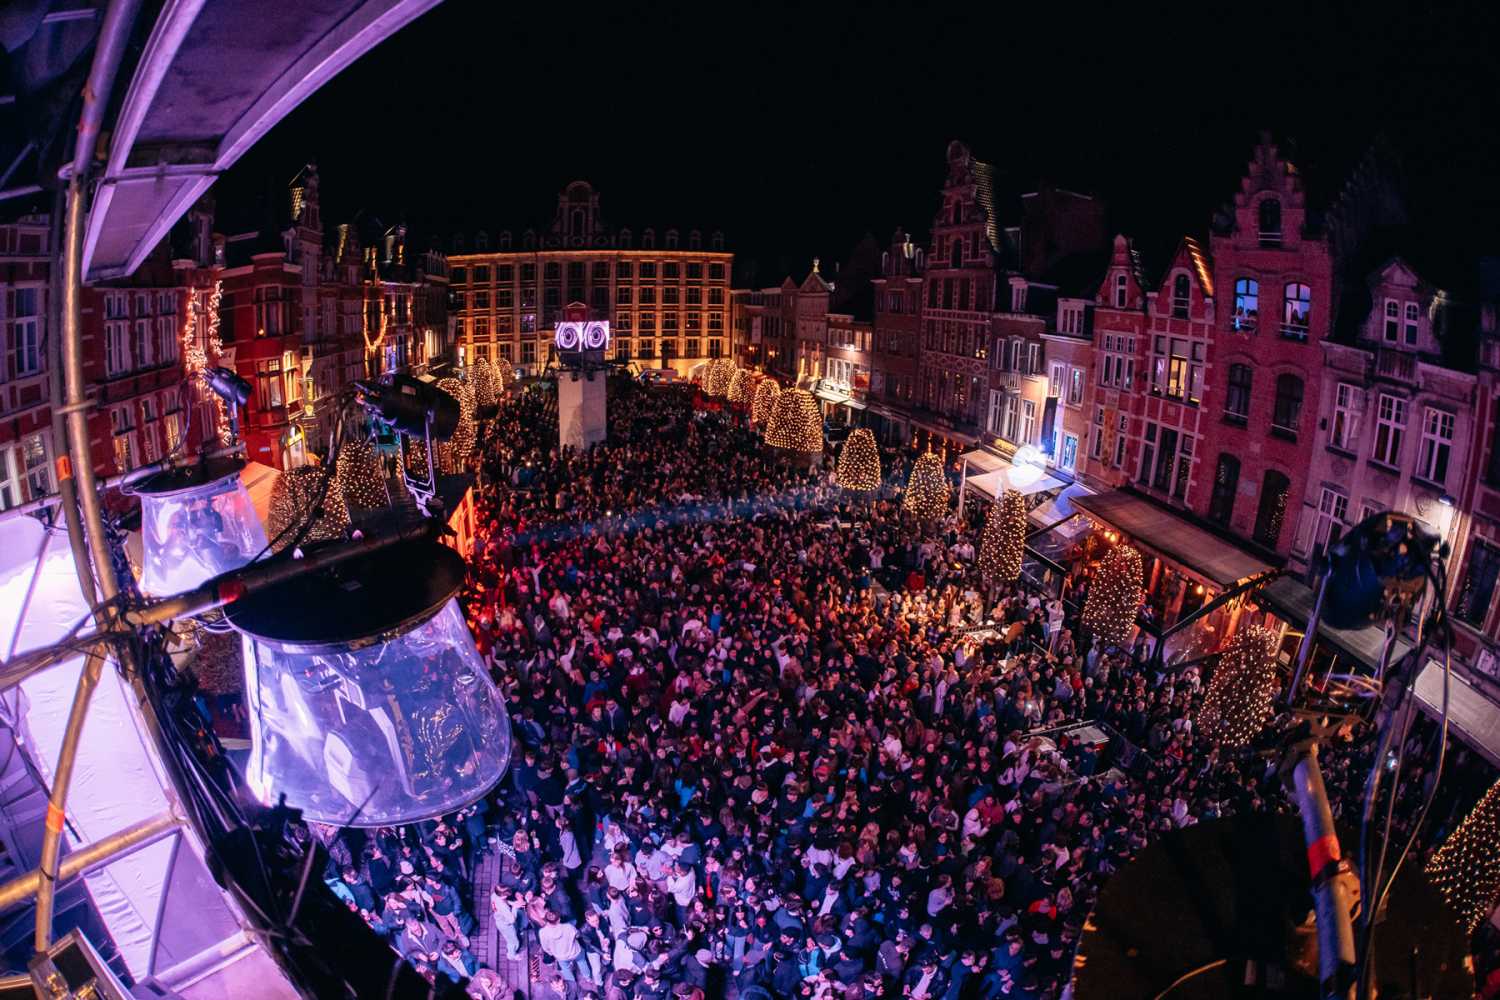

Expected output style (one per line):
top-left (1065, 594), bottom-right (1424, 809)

top-left (336, 435), bottom-right (391, 514)
top-left (435, 376), bottom-right (476, 473)
top-left (268, 465), bottom-right (349, 552)
top-left (494, 355), bottom-right (515, 394)
top-left (902, 452), bottom-right (951, 520)
top-left (705, 358), bottom-right (735, 397)
top-left (836, 428), bottom-right (882, 491)
top-left (1196, 624), bottom-right (1279, 747)
top-left (752, 377), bottom-right (780, 425)
top-left (1081, 544), bottom-right (1143, 646)
top-left (764, 388), bottom-right (823, 453)
top-left (470, 357), bottom-right (497, 408)
top-left (1426, 779), bottom-right (1500, 933)
top-left (727, 369), bottom-right (751, 407)
top-left (980, 488), bottom-right (1027, 583)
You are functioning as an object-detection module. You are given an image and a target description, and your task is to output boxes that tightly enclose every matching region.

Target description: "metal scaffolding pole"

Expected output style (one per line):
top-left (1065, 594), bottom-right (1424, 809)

top-left (0, 811), bottom-right (180, 913)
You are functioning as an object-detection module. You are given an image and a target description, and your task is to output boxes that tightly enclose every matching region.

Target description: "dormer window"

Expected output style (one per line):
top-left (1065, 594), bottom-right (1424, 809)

top-left (1171, 274), bottom-right (1190, 318)
top-left (1011, 282), bottom-right (1027, 313)
top-left (1059, 303), bottom-right (1084, 335)
top-left (1114, 273), bottom-right (1128, 308)
top-left (1258, 199), bottom-right (1282, 247)
top-left (1383, 298), bottom-right (1420, 346)
top-left (1404, 302), bottom-right (1419, 345)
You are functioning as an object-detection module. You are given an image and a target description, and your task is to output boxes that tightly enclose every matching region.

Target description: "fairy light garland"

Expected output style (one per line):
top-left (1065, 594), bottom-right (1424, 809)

top-left (1426, 779), bottom-right (1500, 934)
top-left (752, 378), bottom-right (781, 426)
top-left (1196, 624), bottom-right (1279, 748)
top-left (763, 387), bottom-right (822, 452)
top-left (705, 358), bottom-right (735, 397)
top-left (836, 428), bottom-right (881, 491)
top-left (1081, 543), bottom-right (1143, 646)
top-left (181, 281), bottom-right (230, 443)
top-left (267, 465), bottom-right (349, 552)
top-left (436, 376), bottom-right (476, 473)
top-left (727, 368), bottom-right (751, 406)
top-left (902, 451), bottom-right (951, 520)
top-left (471, 357), bottom-right (497, 408)
top-left (494, 355), bottom-right (515, 394)
top-left (335, 435), bottom-right (390, 512)
top-left (980, 488), bottom-right (1027, 583)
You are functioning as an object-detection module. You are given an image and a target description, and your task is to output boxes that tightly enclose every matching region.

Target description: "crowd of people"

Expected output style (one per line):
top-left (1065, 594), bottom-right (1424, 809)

top-left (318, 376), bottom-right (1497, 1000)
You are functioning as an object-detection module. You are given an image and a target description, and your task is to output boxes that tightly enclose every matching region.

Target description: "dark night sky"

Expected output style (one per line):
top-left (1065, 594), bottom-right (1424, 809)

top-left (219, 1), bottom-right (1500, 286)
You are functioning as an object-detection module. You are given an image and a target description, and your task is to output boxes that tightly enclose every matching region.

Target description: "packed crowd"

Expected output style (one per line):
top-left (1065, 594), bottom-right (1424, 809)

top-left (319, 377), bottom-right (1496, 1000)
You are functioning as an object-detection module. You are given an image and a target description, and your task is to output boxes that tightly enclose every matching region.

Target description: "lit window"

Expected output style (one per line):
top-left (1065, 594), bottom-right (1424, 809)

top-left (1233, 278), bottom-right (1258, 333)
top-left (1282, 283), bottom-right (1311, 340)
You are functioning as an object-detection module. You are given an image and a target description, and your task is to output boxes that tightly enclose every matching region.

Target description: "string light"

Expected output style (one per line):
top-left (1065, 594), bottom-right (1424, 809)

top-left (902, 452), bottom-right (951, 520)
top-left (267, 465), bottom-right (349, 552)
top-left (405, 435), bottom-right (431, 483)
top-left (1081, 543), bottom-right (1143, 646)
top-left (494, 355), bottom-right (515, 394)
top-left (1195, 624), bottom-right (1278, 748)
top-left (470, 357), bottom-right (497, 408)
top-left (979, 488), bottom-right (1026, 583)
top-left (182, 282), bottom-right (230, 443)
top-left (727, 368), bottom-right (751, 406)
top-left (705, 358), bottom-right (735, 397)
top-left (435, 376), bottom-right (476, 474)
top-left (1426, 779), bottom-right (1500, 934)
top-left (752, 378), bottom-right (781, 426)
top-left (835, 428), bottom-right (881, 491)
top-left (763, 387), bottom-right (822, 452)
top-left (335, 435), bottom-right (390, 512)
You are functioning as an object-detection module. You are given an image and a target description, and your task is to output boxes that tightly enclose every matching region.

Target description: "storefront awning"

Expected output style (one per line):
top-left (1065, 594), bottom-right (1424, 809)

top-left (967, 467), bottom-right (1065, 501)
top-left (814, 388), bottom-right (866, 409)
top-left (1413, 659), bottom-right (1500, 768)
top-left (1030, 481), bottom-right (1094, 535)
top-left (960, 448), bottom-right (1011, 474)
top-left (1073, 489), bottom-right (1272, 588)
top-left (1253, 575), bottom-right (1413, 673)
top-left (911, 419), bottom-right (978, 445)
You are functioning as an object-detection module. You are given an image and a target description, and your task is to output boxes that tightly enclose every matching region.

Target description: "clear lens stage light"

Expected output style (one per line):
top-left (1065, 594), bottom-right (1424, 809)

top-left (137, 458), bottom-right (268, 596)
top-left (225, 541), bottom-right (510, 826)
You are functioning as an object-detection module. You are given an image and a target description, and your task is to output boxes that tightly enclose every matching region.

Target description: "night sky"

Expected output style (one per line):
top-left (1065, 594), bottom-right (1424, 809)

top-left (219, 1), bottom-right (1500, 286)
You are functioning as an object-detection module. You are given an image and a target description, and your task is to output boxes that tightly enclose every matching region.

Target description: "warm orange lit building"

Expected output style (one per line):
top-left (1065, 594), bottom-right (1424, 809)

top-left (448, 182), bottom-right (731, 378)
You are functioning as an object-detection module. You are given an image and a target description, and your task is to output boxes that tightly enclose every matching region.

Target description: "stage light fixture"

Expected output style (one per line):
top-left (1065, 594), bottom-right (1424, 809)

top-left (225, 540), bottom-right (511, 826)
top-left (355, 374), bottom-right (459, 440)
top-left (136, 457), bottom-right (268, 596)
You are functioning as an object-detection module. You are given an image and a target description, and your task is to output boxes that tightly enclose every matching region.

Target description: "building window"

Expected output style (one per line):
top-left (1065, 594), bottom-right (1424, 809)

top-left (1418, 407), bottom-right (1455, 484)
top-left (1282, 283), bottom-right (1311, 340)
top-left (8, 287), bottom-right (41, 377)
top-left (1233, 278), bottom-right (1258, 333)
top-left (140, 397), bottom-right (159, 463)
top-left (520, 341), bottom-right (536, 365)
top-left (21, 432), bottom-right (50, 499)
top-left (1138, 424), bottom-right (1156, 486)
top-left (1113, 273), bottom-right (1128, 308)
top-left (1404, 302), bottom-right (1419, 345)
top-left (1113, 414), bottom-right (1128, 467)
top-left (1331, 383), bottom-right (1362, 451)
top-left (1456, 541), bottom-right (1500, 629)
top-left (1069, 367), bottom-right (1085, 406)
top-left (1271, 373), bottom-right (1303, 436)
top-left (257, 359), bottom-right (284, 409)
top-left (1059, 303), bottom-right (1084, 335)
top-left (110, 405), bottom-right (137, 473)
top-left (1208, 454), bottom-right (1239, 524)
top-left (1253, 469), bottom-right (1291, 547)
top-left (1372, 393), bottom-right (1407, 467)
top-left (987, 390), bottom-right (1004, 436)
top-left (1383, 299), bottom-right (1401, 343)
top-left (1026, 343), bottom-right (1042, 375)
top-left (1171, 274), bottom-right (1190, 318)
top-left (1258, 199), bottom-right (1282, 247)
top-left (1060, 434), bottom-right (1078, 471)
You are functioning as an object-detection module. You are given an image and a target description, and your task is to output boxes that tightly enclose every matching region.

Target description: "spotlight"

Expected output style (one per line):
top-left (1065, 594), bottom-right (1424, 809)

top-left (1323, 511), bottom-right (1441, 631)
top-left (203, 366), bottom-right (251, 406)
top-left (225, 540), bottom-right (512, 825)
top-left (135, 457), bottom-right (268, 596)
top-left (355, 375), bottom-right (459, 440)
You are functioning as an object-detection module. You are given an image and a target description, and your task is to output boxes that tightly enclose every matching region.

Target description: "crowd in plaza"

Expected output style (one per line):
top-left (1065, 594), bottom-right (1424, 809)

top-left (320, 377), bottom-right (1496, 1000)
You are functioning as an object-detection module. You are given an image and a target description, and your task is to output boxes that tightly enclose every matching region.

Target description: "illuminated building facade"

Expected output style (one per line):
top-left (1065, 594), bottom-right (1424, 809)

top-left (449, 181), bottom-right (731, 378)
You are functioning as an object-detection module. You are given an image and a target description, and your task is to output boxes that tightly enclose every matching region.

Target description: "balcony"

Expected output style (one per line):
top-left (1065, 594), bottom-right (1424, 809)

top-left (1375, 348), bottom-right (1416, 383)
top-left (1279, 324), bottom-right (1308, 343)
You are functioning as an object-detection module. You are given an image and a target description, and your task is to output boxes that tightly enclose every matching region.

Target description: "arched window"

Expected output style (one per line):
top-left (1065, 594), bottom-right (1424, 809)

top-left (688, 230), bottom-right (702, 250)
top-left (1254, 469), bottom-right (1291, 546)
top-left (1171, 274), bottom-right (1190, 318)
top-left (475, 231), bottom-right (489, 250)
top-left (619, 228), bottom-right (633, 249)
top-left (1225, 363), bottom-right (1252, 421)
top-left (1233, 278), bottom-right (1259, 332)
top-left (665, 229), bottom-right (679, 249)
top-left (950, 238), bottom-right (963, 269)
top-left (571, 209), bottom-right (585, 235)
top-left (1272, 373), bottom-right (1304, 435)
top-left (452, 234), bottom-right (465, 252)
top-left (1114, 273), bottom-right (1128, 308)
top-left (711, 231), bottom-right (724, 251)
top-left (642, 229), bottom-right (655, 249)
top-left (499, 231), bottom-right (512, 250)
top-left (1208, 454), bottom-right (1240, 525)
top-left (1258, 199), bottom-right (1282, 247)
top-left (1282, 283), bottom-right (1311, 339)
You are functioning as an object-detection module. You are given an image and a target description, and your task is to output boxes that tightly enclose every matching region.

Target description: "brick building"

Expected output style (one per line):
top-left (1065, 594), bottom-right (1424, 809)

top-left (449, 181), bottom-right (730, 378)
top-left (867, 229), bottom-right (924, 443)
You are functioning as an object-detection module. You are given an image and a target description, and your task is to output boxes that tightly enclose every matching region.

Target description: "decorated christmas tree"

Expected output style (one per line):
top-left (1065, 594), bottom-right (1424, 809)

top-left (470, 357), bottom-right (497, 408)
top-left (836, 428), bottom-right (882, 491)
top-left (763, 388), bottom-right (823, 453)
top-left (705, 358), bottom-right (736, 397)
top-left (336, 435), bottom-right (391, 514)
top-left (493, 354), bottom-right (515, 394)
top-left (1426, 779), bottom-right (1500, 933)
top-left (727, 369), bottom-right (752, 407)
top-left (979, 488), bottom-right (1027, 583)
top-left (268, 465), bottom-right (349, 552)
top-left (1081, 544), bottom-right (1143, 646)
top-left (436, 376), bottom-right (477, 474)
top-left (751, 377), bottom-right (780, 425)
top-left (902, 452), bottom-right (951, 520)
top-left (1196, 624), bottom-right (1279, 747)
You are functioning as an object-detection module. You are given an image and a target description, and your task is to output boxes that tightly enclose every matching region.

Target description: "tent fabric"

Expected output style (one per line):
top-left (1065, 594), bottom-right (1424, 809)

top-left (239, 461), bottom-right (282, 527)
top-left (1071, 490), bottom-right (1272, 588)
top-left (965, 467), bottom-right (1065, 501)
top-left (959, 448), bottom-right (1010, 475)
top-left (1028, 481), bottom-right (1094, 530)
top-left (1413, 659), bottom-right (1500, 768)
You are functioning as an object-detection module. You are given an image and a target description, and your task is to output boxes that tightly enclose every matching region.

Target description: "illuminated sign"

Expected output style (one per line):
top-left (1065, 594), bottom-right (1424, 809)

top-left (554, 320), bottom-right (611, 353)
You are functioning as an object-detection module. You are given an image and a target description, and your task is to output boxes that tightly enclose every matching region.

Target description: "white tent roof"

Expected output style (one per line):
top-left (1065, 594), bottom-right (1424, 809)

top-left (966, 465), bottom-right (1065, 501)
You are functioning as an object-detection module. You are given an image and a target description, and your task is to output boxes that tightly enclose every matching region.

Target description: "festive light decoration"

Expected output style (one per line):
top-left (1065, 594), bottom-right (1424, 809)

top-left (836, 428), bottom-right (882, 491)
top-left (902, 452), bottom-right (951, 520)
top-left (1195, 624), bottom-right (1278, 748)
top-left (1081, 544), bottom-right (1144, 646)
top-left (181, 281), bottom-right (230, 443)
top-left (980, 488), bottom-right (1027, 583)
top-left (763, 387), bottom-right (823, 453)
top-left (268, 465), bottom-right (349, 552)
top-left (335, 435), bottom-right (391, 513)
top-left (493, 354), bottom-right (515, 394)
top-left (705, 358), bottom-right (736, 397)
top-left (470, 357), bottom-right (497, 408)
top-left (404, 435), bottom-right (430, 483)
top-left (727, 368), bottom-right (752, 407)
top-left (363, 289), bottom-right (388, 355)
top-left (752, 377), bottom-right (781, 426)
top-left (435, 376), bottom-right (476, 474)
top-left (1426, 778), bottom-right (1500, 934)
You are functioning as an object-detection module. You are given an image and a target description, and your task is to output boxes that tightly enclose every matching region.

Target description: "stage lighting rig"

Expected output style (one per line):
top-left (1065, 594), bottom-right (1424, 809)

top-left (354, 374), bottom-right (460, 510)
